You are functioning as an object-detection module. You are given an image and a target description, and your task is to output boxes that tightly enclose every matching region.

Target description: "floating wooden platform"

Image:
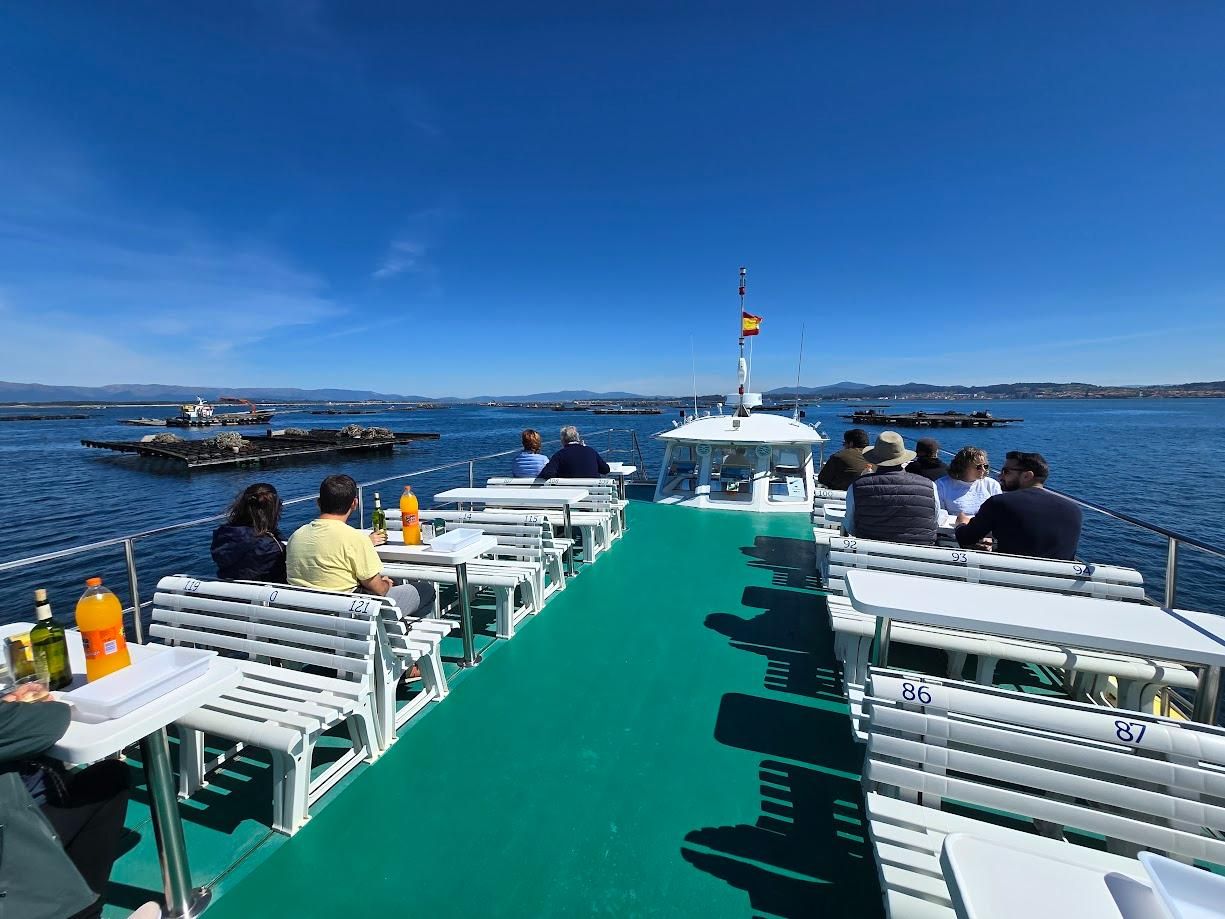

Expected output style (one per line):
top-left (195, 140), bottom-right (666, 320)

top-left (119, 417), bottom-right (168, 426)
top-left (590, 408), bottom-right (662, 415)
top-left (81, 429), bottom-right (440, 469)
top-left (841, 410), bottom-right (1022, 428)
top-left (165, 411), bottom-right (276, 427)
top-left (0, 413), bottom-right (89, 421)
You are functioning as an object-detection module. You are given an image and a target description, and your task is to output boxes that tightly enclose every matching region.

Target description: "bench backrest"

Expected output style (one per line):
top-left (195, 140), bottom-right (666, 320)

top-left (387, 509), bottom-right (548, 556)
top-left (863, 667), bottom-right (1225, 865)
top-left (151, 576), bottom-right (382, 688)
top-left (821, 532), bottom-right (1146, 602)
top-left (485, 477), bottom-right (617, 510)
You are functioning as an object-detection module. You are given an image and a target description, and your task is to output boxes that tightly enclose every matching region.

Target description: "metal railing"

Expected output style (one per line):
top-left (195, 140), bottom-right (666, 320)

top-left (0, 429), bottom-right (648, 642)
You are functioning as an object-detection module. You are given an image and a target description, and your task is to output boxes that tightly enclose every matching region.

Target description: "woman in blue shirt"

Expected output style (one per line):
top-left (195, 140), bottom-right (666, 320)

top-left (511, 429), bottom-right (549, 477)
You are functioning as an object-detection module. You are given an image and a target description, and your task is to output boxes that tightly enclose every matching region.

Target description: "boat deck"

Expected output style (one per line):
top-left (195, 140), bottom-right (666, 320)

top-left (101, 499), bottom-right (882, 918)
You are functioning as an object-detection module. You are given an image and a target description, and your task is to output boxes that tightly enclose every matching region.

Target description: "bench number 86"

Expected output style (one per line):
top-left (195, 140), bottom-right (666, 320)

top-left (901, 682), bottom-right (933, 705)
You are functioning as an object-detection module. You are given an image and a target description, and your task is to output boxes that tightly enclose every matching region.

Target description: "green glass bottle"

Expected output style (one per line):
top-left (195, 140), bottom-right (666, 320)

top-left (30, 588), bottom-right (72, 690)
top-left (371, 492), bottom-right (387, 536)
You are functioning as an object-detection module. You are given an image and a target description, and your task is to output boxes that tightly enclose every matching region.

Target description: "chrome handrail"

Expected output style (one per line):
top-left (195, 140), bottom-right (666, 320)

top-left (0, 428), bottom-right (646, 642)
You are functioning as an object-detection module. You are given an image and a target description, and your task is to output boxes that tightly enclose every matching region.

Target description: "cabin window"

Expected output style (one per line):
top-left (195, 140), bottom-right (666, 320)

top-left (768, 445), bottom-right (808, 503)
top-left (709, 446), bottom-right (755, 502)
top-left (662, 444), bottom-right (700, 495)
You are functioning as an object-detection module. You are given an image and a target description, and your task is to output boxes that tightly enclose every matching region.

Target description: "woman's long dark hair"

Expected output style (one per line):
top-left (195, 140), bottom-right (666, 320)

top-left (225, 483), bottom-right (283, 537)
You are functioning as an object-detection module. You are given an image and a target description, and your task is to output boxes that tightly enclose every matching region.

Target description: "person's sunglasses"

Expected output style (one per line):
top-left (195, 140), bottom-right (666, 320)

top-left (975, 463), bottom-right (990, 470)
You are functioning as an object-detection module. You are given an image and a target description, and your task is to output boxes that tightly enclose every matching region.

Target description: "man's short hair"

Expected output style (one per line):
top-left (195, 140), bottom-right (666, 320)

top-left (1006, 450), bottom-right (1050, 483)
top-left (560, 425), bottom-right (581, 445)
top-left (843, 428), bottom-right (870, 449)
top-left (319, 474), bottom-right (358, 514)
top-left (915, 437), bottom-right (940, 457)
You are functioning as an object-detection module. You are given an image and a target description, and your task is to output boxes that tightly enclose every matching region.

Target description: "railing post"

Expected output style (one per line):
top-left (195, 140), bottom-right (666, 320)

top-left (1164, 537), bottom-right (1179, 608)
top-left (1193, 665), bottom-right (1222, 726)
top-left (468, 460), bottom-right (475, 488)
top-left (357, 486), bottom-right (365, 530)
top-left (123, 538), bottom-right (145, 643)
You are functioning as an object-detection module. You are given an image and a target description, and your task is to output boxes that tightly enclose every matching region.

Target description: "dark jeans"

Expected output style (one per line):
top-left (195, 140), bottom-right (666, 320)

top-left (41, 759), bottom-right (131, 917)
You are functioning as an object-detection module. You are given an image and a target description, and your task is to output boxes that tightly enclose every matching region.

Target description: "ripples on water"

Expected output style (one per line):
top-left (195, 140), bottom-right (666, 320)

top-left (0, 399), bottom-right (1222, 626)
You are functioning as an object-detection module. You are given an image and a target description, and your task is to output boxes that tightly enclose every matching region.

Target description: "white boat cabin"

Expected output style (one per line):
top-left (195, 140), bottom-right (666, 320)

top-left (654, 410), bottom-right (829, 513)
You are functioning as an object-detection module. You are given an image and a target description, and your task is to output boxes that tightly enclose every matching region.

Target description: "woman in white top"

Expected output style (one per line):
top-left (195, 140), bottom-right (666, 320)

top-left (935, 446), bottom-right (1001, 524)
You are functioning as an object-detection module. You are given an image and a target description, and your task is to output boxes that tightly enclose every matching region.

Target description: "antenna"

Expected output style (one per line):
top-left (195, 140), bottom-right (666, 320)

top-left (735, 267), bottom-right (749, 416)
top-left (690, 337), bottom-right (699, 418)
top-left (793, 322), bottom-right (806, 420)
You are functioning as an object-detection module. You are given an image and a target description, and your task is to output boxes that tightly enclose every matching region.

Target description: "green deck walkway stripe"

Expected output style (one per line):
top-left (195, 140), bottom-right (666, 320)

top-left (188, 501), bottom-right (882, 918)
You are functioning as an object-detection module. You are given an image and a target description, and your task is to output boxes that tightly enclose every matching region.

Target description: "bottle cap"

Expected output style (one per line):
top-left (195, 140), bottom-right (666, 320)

top-left (374, 492), bottom-right (381, 500)
top-left (85, 576), bottom-right (102, 587)
top-left (34, 588), bottom-right (47, 603)
top-left (404, 485), bottom-right (413, 492)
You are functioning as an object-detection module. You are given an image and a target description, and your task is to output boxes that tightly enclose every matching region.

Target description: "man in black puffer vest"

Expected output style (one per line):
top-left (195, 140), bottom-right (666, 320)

top-left (844, 431), bottom-right (940, 545)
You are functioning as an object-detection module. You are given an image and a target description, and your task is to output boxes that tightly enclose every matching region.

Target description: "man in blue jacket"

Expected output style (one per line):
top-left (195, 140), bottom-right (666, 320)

top-left (538, 425), bottom-right (611, 479)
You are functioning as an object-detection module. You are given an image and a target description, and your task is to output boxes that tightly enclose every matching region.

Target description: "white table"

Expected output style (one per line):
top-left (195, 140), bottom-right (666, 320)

top-left (375, 532), bottom-right (500, 667)
top-left (436, 486), bottom-right (589, 576)
top-left (605, 463), bottom-right (637, 501)
top-left (844, 569), bottom-right (1225, 721)
top-left (940, 833), bottom-right (1166, 919)
top-left (3, 624), bottom-right (241, 918)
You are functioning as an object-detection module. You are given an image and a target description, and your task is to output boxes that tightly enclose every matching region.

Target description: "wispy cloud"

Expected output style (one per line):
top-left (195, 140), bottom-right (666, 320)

top-left (371, 206), bottom-right (453, 286)
top-left (0, 127), bottom-right (345, 385)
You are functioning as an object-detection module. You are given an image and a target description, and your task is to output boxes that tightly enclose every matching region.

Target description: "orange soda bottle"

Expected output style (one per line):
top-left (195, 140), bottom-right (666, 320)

top-left (400, 485), bottom-right (421, 545)
top-left (75, 577), bottom-right (132, 681)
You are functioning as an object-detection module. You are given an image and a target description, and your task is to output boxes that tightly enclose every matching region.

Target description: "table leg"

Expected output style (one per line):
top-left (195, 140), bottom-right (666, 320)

top-left (140, 728), bottom-right (210, 918)
top-left (562, 504), bottom-right (577, 575)
top-left (870, 616), bottom-right (892, 668)
top-left (457, 561), bottom-right (482, 668)
top-left (1192, 664), bottom-right (1222, 724)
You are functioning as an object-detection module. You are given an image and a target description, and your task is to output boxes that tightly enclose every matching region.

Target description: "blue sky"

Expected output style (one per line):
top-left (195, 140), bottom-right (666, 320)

top-left (2, 2), bottom-right (1223, 396)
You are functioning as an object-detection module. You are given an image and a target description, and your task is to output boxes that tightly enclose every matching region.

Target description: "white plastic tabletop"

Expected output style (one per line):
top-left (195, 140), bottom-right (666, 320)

top-left (844, 569), bottom-right (1225, 667)
top-left (435, 486), bottom-right (589, 506)
top-left (940, 833), bottom-right (1165, 919)
top-left (12, 628), bottom-right (244, 765)
top-left (606, 463), bottom-right (637, 477)
top-left (375, 532), bottom-right (499, 566)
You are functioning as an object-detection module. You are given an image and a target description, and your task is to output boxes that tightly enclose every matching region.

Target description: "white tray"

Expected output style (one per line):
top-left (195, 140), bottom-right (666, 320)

top-left (61, 646), bottom-right (217, 723)
top-left (1139, 852), bottom-right (1225, 919)
top-left (429, 527), bottom-right (485, 552)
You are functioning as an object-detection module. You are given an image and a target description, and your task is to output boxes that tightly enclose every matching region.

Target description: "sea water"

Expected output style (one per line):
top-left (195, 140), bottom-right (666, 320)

top-left (0, 398), bottom-right (1222, 625)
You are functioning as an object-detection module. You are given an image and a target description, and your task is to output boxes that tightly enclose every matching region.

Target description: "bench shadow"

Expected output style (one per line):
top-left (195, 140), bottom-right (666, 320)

top-left (741, 535), bottom-right (821, 592)
top-left (706, 585), bottom-right (841, 703)
top-left (682, 693), bottom-right (881, 918)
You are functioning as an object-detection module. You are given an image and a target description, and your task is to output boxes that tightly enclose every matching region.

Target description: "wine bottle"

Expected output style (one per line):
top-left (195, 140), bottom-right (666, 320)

top-left (30, 588), bottom-right (73, 690)
top-left (372, 492), bottom-right (387, 536)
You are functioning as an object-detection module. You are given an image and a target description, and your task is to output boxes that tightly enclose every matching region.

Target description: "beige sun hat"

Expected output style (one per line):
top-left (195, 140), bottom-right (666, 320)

top-left (862, 431), bottom-right (916, 467)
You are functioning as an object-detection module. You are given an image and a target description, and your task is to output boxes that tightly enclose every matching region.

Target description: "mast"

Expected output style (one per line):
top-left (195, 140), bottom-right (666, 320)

top-left (736, 266), bottom-right (749, 416)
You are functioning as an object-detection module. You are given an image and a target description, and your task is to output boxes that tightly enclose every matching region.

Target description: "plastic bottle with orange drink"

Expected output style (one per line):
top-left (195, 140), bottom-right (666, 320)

top-left (400, 486), bottom-right (421, 545)
top-left (75, 577), bottom-right (132, 682)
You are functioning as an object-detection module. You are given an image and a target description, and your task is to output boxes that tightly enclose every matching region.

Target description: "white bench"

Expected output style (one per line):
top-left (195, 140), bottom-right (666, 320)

top-left (861, 667), bottom-right (1225, 919)
top-left (382, 512), bottom-right (536, 640)
top-left (152, 577), bottom-right (384, 835)
top-left (422, 510), bottom-right (568, 602)
top-left (810, 487), bottom-right (847, 533)
top-left (817, 533), bottom-right (1197, 739)
top-left (237, 578), bottom-right (454, 749)
top-left (484, 477), bottom-right (619, 560)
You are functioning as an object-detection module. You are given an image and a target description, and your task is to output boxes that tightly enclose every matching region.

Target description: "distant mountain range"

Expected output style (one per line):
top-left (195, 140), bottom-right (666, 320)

top-left (3, 379), bottom-right (1223, 405)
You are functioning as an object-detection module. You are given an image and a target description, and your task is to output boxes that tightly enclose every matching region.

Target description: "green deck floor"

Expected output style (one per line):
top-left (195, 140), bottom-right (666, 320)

top-left (108, 500), bottom-right (883, 918)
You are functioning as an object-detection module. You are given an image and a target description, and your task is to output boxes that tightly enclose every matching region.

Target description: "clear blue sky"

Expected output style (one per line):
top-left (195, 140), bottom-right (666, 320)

top-left (2, 2), bottom-right (1223, 396)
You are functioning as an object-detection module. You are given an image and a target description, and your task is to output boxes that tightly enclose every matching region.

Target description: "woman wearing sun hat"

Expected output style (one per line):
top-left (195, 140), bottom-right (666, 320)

top-left (842, 431), bottom-right (941, 545)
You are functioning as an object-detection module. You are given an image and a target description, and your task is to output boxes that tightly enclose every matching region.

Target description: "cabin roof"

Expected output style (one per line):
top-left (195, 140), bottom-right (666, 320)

top-left (658, 411), bottom-right (827, 445)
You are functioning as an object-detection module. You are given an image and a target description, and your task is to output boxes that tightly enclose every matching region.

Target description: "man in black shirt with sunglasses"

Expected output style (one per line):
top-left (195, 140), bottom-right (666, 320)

top-left (954, 451), bottom-right (1082, 560)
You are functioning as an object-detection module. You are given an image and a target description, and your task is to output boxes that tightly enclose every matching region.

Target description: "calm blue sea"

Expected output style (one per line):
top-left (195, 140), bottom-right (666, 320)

top-left (1, 399), bottom-right (1223, 625)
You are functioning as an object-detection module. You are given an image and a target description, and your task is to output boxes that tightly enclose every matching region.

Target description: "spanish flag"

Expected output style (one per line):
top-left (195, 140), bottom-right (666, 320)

top-left (741, 311), bottom-right (763, 336)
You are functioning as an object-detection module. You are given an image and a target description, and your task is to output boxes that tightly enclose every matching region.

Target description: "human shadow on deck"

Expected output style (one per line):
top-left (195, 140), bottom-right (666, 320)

top-left (740, 535), bottom-right (821, 592)
top-left (682, 694), bottom-right (880, 918)
top-left (706, 586), bottom-right (841, 703)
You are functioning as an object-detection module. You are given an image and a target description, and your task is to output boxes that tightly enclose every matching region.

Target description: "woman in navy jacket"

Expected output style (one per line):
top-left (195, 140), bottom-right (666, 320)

top-left (210, 482), bottom-right (287, 582)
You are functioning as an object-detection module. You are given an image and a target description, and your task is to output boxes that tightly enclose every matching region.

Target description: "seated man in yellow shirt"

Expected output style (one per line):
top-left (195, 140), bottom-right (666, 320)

top-left (286, 473), bottom-right (435, 616)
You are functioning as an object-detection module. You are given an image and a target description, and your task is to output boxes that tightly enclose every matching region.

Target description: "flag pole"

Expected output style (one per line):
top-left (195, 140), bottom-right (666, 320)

top-left (737, 266), bottom-right (747, 416)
